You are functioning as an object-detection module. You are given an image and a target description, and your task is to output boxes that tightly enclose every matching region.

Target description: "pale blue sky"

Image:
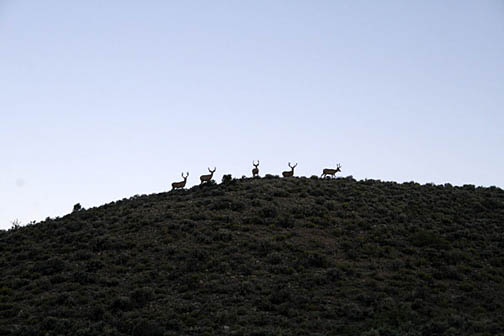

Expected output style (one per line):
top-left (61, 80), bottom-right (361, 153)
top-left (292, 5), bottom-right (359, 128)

top-left (1, 1), bottom-right (503, 229)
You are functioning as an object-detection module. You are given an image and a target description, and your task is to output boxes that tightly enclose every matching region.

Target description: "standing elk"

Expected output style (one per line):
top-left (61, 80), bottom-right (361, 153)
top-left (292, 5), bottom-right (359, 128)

top-left (252, 160), bottom-right (260, 177)
top-left (172, 172), bottom-right (189, 190)
top-left (200, 167), bottom-right (216, 184)
top-left (282, 162), bottom-right (297, 177)
top-left (321, 164), bottom-right (342, 179)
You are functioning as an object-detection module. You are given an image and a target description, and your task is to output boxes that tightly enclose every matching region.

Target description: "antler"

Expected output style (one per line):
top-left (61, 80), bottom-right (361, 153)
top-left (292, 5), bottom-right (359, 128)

top-left (253, 160), bottom-right (259, 166)
top-left (208, 167), bottom-right (216, 173)
top-left (289, 162), bottom-right (298, 168)
top-left (337, 163), bottom-right (341, 168)
top-left (182, 172), bottom-right (189, 178)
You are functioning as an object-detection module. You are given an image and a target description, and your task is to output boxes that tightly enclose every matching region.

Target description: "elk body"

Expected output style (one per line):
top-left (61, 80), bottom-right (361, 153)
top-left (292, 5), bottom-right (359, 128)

top-left (252, 160), bottom-right (260, 177)
top-left (321, 164), bottom-right (342, 179)
top-left (282, 162), bottom-right (297, 177)
top-left (200, 167), bottom-right (216, 184)
top-left (172, 172), bottom-right (189, 190)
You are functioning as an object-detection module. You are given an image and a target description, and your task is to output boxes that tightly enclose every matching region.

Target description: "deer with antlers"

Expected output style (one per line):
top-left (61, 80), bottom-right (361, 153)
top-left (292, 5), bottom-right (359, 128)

top-left (252, 160), bottom-right (260, 178)
top-left (321, 164), bottom-right (342, 179)
top-left (282, 162), bottom-right (297, 177)
top-left (172, 172), bottom-right (189, 190)
top-left (200, 167), bottom-right (216, 184)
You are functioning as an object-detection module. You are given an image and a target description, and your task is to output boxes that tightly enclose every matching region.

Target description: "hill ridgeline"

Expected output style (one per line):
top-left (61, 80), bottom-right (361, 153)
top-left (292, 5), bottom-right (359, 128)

top-left (1, 176), bottom-right (504, 335)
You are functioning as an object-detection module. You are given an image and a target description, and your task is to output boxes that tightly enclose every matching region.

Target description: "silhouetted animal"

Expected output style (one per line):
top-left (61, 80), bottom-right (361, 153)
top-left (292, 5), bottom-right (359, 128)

top-left (200, 167), bottom-right (216, 184)
top-left (172, 172), bottom-right (189, 190)
top-left (282, 162), bottom-right (297, 177)
top-left (321, 164), bottom-right (342, 179)
top-left (252, 160), bottom-right (260, 177)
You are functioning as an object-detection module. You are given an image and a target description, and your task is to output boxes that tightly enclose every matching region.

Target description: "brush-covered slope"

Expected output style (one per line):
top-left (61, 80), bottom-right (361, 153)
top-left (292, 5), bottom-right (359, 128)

top-left (1, 176), bottom-right (504, 336)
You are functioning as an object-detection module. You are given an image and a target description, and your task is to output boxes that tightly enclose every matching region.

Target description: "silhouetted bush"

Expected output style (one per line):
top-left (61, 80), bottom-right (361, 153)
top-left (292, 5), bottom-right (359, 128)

top-left (111, 296), bottom-right (133, 311)
top-left (260, 206), bottom-right (278, 218)
top-left (276, 215), bottom-right (295, 228)
top-left (130, 287), bottom-right (154, 307)
top-left (410, 230), bottom-right (451, 250)
top-left (34, 257), bottom-right (66, 275)
top-left (132, 319), bottom-right (163, 336)
top-left (222, 174), bottom-right (233, 184)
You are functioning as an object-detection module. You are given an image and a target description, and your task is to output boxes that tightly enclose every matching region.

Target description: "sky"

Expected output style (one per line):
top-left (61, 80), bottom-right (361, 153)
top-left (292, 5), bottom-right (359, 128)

top-left (1, 1), bottom-right (503, 230)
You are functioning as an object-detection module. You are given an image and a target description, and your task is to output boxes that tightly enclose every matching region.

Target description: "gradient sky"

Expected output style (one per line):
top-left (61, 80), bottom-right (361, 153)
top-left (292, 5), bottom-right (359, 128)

top-left (1, 1), bottom-right (503, 230)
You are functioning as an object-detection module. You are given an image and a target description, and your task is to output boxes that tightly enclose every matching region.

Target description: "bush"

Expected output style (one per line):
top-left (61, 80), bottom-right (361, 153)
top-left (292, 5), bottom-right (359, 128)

top-left (132, 319), bottom-right (163, 336)
top-left (303, 252), bottom-right (329, 268)
top-left (73, 203), bottom-right (83, 212)
top-left (111, 296), bottom-right (133, 311)
top-left (130, 287), bottom-right (154, 307)
top-left (410, 230), bottom-right (450, 250)
top-left (221, 174), bottom-right (233, 184)
top-left (260, 206), bottom-right (278, 218)
top-left (276, 215), bottom-right (295, 228)
top-left (34, 257), bottom-right (66, 275)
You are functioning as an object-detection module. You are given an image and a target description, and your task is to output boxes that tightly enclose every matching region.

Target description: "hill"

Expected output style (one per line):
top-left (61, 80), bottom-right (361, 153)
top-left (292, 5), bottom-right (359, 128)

top-left (1, 176), bottom-right (504, 335)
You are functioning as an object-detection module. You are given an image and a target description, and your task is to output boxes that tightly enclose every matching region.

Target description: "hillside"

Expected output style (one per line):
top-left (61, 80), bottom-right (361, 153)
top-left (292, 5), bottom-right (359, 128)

top-left (1, 176), bottom-right (504, 336)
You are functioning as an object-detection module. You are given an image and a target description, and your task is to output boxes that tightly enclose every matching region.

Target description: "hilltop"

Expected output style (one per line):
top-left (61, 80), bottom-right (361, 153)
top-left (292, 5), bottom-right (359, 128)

top-left (1, 176), bottom-right (504, 335)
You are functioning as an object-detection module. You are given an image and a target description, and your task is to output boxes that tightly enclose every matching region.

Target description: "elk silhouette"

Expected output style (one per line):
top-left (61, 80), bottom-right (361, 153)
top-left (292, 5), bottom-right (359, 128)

top-left (321, 164), bottom-right (342, 179)
top-left (252, 160), bottom-right (260, 177)
top-left (200, 167), bottom-right (216, 184)
top-left (282, 162), bottom-right (297, 177)
top-left (172, 172), bottom-right (189, 190)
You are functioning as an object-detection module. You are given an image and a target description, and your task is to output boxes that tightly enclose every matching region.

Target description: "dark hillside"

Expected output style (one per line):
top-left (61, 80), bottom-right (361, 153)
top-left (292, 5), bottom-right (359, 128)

top-left (1, 176), bottom-right (504, 335)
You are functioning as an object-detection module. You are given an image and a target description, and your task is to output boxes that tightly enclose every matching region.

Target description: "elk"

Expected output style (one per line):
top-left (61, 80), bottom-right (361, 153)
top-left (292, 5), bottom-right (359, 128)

top-left (172, 172), bottom-right (189, 190)
top-left (321, 164), bottom-right (342, 179)
top-left (282, 162), bottom-right (297, 177)
top-left (200, 167), bottom-right (216, 184)
top-left (252, 160), bottom-right (260, 177)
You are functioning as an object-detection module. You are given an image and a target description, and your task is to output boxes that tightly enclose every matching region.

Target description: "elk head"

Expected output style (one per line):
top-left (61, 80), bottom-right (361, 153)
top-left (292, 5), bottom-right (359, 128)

top-left (282, 162), bottom-right (297, 177)
top-left (252, 160), bottom-right (260, 177)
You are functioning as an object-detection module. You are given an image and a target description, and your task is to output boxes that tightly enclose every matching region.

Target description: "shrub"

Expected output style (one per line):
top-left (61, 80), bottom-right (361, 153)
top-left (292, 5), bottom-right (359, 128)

top-left (303, 252), bottom-right (329, 268)
top-left (260, 206), bottom-right (278, 218)
top-left (73, 203), bottom-right (83, 212)
top-left (269, 288), bottom-right (291, 305)
top-left (130, 287), bottom-right (154, 307)
top-left (221, 174), bottom-right (233, 184)
top-left (276, 215), bottom-right (295, 228)
top-left (34, 257), bottom-right (66, 275)
top-left (410, 230), bottom-right (450, 250)
top-left (132, 319), bottom-right (163, 336)
top-left (111, 296), bottom-right (133, 311)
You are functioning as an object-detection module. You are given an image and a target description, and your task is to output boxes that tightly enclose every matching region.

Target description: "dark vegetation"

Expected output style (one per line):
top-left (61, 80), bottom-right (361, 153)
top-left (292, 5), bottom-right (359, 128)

top-left (1, 176), bottom-right (504, 335)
